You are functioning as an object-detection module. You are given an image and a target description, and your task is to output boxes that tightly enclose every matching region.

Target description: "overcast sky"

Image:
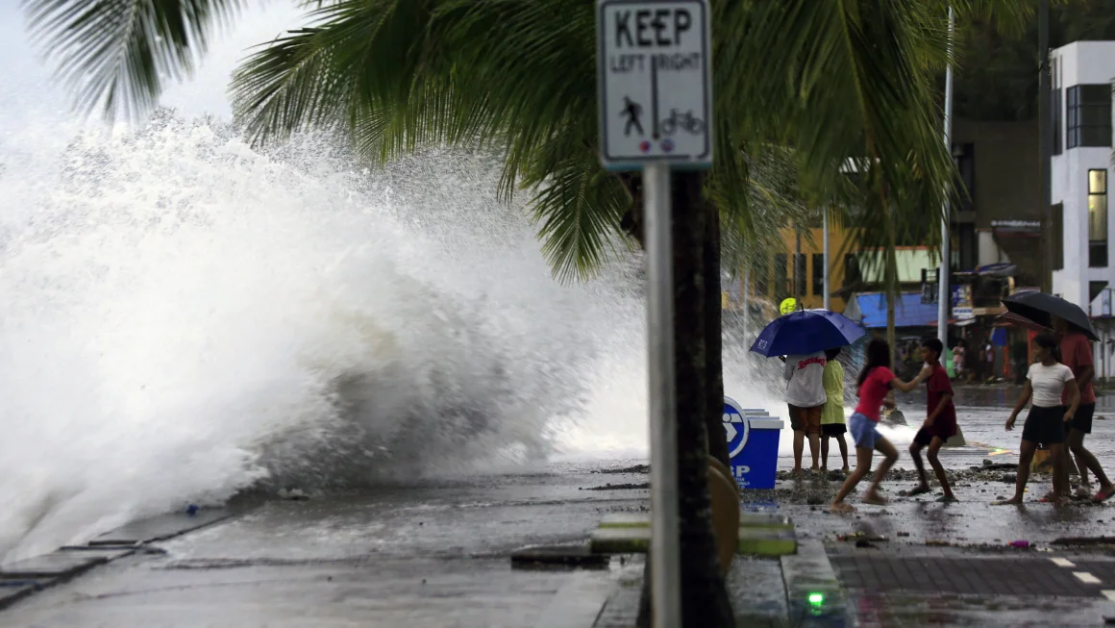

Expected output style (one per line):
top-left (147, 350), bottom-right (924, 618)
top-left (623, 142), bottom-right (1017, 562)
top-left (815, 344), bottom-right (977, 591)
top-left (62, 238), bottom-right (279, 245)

top-left (0, 1), bottom-right (307, 129)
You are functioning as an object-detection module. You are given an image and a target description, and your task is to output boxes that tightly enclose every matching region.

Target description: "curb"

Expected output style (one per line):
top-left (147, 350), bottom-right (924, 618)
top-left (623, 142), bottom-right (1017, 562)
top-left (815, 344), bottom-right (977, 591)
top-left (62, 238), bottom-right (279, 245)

top-left (534, 570), bottom-right (617, 628)
top-left (590, 513), bottom-right (798, 557)
top-left (0, 507), bottom-right (238, 611)
top-left (781, 538), bottom-right (849, 627)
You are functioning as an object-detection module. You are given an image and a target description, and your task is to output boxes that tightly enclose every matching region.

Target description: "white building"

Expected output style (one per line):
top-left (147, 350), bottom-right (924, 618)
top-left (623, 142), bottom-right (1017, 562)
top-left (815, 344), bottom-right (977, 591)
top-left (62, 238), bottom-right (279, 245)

top-left (1050, 41), bottom-right (1115, 313)
top-left (1050, 41), bottom-right (1115, 377)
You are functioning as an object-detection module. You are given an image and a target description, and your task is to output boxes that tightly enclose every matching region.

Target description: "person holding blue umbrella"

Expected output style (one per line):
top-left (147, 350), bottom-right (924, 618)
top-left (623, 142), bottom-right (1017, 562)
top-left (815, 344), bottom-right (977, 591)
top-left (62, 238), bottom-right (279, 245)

top-left (751, 309), bottom-right (866, 477)
top-left (783, 350), bottom-right (827, 475)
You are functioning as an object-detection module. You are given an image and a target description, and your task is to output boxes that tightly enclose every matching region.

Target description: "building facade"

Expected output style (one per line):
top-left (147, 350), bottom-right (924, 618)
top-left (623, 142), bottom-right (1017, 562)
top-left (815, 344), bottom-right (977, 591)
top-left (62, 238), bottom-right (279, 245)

top-left (1050, 41), bottom-right (1115, 315)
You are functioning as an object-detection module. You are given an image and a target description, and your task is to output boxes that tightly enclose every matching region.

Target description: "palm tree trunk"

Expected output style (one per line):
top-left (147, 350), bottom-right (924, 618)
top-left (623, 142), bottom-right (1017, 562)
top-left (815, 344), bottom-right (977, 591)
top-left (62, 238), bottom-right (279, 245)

top-left (636, 172), bottom-right (734, 628)
top-left (704, 208), bottom-right (730, 468)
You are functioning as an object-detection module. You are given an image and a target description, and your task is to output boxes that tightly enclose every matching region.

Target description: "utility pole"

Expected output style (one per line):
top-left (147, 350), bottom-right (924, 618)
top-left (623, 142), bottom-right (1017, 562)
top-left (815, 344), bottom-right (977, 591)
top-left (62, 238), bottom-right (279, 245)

top-left (938, 5), bottom-right (954, 346)
top-left (1039, 0), bottom-right (1053, 293)
top-left (795, 229), bottom-right (802, 301)
top-left (823, 211), bottom-right (831, 311)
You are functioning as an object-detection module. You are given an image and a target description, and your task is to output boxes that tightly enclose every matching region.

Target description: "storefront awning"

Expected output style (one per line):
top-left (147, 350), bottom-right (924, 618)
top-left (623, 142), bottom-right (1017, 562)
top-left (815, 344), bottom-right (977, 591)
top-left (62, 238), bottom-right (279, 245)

top-left (843, 292), bottom-right (940, 329)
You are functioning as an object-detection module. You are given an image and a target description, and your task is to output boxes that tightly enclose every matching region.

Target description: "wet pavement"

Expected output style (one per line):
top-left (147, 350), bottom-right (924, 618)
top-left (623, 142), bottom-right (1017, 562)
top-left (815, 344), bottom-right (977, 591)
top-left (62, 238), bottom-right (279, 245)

top-left (1, 468), bottom-right (643, 627)
top-left (7, 396), bottom-right (1115, 626)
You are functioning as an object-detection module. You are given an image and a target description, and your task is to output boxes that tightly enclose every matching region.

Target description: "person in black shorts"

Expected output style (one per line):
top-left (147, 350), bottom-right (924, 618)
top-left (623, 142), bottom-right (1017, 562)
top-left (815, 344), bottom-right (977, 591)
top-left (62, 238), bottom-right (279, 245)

top-left (1054, 316), bottom-right (1115, 502)
top-left (905, 338), bottom-right (957, 502)
top-left (997, 334), bottom-right (1080, 506)
top-left (820, 348), bottom-right (849, 473)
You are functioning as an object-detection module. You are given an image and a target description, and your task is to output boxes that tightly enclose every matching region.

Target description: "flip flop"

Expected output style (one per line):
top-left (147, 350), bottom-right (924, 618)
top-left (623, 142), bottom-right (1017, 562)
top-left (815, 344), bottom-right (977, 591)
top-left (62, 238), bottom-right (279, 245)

top-left (936, 495), bottom-right (959, 504)
top-left (1093, 488), bottom-right (1115, 503)
top-left (992, 499), bottom-right (1023, 506)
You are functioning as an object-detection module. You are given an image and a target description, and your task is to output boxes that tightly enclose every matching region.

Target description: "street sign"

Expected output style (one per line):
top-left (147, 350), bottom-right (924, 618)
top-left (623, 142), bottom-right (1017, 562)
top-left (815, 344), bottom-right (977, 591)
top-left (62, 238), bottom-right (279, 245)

top-left (596, 0), bottom-right (713, 170)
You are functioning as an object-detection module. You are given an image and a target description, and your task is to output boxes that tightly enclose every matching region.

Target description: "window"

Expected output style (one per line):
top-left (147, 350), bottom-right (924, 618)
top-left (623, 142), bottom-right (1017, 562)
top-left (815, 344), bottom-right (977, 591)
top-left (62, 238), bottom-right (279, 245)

top-left (754, 257), bottom-right (769, 297)
top-left (955, 143), bottom-right (975, 212)
top-left (1052, 203), bottom-right (1064, 271)
top-left (1067, 85), bottom-right (1112, 149)
top-left (1091, 281), bottom-right (1109, 303)
top-left (1053, 87), bottom-right (1063, 156)
top-left (812, 254), bottom-right (825, 297)
top-left (1089, 170), bottom-right (1108, 267)
top-left (1053, 58), bottom-right (1063, 156)
top-left (774, 254), bottom-right (788, 300)
top-left (843, 254), bottom-right (860, 288)
top-left (793, 254), bottom-right (806, 297)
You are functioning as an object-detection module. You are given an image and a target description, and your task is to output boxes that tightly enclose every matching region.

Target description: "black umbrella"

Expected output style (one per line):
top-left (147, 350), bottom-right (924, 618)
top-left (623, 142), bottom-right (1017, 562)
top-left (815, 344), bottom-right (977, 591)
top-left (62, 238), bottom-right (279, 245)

top-left (1001, 292), bottom-right (1099, 341)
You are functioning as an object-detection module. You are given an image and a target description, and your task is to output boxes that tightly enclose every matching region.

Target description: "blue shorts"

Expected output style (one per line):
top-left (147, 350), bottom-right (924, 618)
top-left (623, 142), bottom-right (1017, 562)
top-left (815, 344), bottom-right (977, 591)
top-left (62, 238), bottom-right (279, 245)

top-left (849, 412), bottom-right (880, 450)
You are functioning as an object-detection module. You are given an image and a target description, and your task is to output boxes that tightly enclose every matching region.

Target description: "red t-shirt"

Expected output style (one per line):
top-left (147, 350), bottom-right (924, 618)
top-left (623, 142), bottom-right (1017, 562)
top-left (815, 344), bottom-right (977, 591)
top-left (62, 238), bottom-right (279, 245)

top-left (926, 364), bottom-right (957, 428)
top-left (1060, 332), bottom-right (1096, 405)
top-left (855, 366), bottom-right (895, 422)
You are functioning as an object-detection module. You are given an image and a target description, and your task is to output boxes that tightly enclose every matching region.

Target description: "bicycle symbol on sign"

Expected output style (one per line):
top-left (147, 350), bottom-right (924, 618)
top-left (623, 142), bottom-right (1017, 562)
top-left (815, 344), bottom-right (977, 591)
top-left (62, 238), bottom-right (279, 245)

top-left (659, 109), bottom-right (706, 136)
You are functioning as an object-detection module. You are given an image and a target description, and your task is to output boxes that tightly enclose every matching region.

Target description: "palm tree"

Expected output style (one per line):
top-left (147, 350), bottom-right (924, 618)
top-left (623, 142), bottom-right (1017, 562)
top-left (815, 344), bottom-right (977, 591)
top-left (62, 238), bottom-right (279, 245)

top-left (23, 1), bottom-right (1032, 626)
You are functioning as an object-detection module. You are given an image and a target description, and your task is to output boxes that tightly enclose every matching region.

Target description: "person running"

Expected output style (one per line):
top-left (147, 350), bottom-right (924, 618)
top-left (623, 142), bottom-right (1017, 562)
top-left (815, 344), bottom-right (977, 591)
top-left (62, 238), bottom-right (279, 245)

top-left (820, 347), bottom-right (849, 474)
top-left (952, 342), bottom-right (966, 380)
top-left (831, 339), bottom-right (925, 513)
top-left (1052, 316), bottom-right (1115, 502)
top-left (997, 333), bottom-right (1080, 506)
top-left (784, 350), bottom-right (827, 476)
top-left (905, 337), bottom-right (958, 503)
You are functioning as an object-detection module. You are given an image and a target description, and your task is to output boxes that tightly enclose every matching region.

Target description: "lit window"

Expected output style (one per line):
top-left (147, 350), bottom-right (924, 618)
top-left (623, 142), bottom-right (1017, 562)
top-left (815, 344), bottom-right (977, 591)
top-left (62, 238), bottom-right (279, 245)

top-left (1089, 169), bottom-right (1108, 268)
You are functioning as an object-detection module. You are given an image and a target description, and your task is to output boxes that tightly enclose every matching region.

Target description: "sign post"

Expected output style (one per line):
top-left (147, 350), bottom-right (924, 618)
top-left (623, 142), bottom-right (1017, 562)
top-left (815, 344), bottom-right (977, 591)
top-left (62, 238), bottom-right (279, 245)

top-left (597, 2), bottom-right (712, 627)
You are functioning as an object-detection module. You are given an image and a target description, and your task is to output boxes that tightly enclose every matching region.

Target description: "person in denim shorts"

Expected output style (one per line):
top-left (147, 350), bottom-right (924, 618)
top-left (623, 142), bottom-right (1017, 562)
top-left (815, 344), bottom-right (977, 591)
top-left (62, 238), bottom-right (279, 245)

top-left (831, 339), bottom-right (925, 513)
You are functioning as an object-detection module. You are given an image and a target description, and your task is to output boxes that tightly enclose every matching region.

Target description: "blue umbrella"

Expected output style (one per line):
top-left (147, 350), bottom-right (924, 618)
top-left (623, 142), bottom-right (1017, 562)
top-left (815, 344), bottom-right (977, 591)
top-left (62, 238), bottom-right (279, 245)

top-left (749, 309), bottom-right (865, 357)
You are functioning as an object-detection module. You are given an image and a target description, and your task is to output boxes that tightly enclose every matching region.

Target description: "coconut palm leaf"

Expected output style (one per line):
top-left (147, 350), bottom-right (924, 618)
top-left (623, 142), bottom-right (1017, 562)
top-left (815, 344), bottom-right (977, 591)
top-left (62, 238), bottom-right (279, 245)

top-left (23, 0), bottom-right (244, 120)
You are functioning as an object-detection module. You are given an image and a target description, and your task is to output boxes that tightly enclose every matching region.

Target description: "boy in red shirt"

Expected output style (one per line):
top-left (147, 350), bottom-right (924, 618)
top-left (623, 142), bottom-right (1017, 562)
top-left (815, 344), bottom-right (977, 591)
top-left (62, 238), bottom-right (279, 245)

top-left (904, 337), bottom-right (957, 502)
top-left (1053, 316), bottom-right (1115, 502)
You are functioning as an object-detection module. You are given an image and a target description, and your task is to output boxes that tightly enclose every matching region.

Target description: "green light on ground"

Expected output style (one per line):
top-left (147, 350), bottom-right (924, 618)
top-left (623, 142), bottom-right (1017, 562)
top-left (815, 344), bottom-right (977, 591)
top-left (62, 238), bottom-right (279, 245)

top-left (808, 592), bottom-right (824, 606)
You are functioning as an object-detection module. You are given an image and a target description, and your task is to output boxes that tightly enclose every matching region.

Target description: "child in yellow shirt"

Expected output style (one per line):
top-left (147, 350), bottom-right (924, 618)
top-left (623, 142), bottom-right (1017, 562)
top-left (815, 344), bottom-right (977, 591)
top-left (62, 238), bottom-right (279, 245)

top-left (820, 347), bottom-right (849, 473)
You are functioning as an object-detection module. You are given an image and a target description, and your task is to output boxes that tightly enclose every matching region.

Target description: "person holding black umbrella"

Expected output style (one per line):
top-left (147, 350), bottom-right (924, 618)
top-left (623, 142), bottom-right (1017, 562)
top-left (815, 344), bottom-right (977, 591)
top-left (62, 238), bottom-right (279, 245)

top-left (997, 333), bottom-right (1080, 506)
top-left (1001, 292), bottom-right (1114, 503)
top-left (1053, 315), bottom-right (1115, 502)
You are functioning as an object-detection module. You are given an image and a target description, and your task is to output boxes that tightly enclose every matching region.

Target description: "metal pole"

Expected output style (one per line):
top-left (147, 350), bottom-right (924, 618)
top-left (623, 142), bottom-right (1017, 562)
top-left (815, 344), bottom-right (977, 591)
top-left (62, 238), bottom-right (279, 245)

top-left (938, 5), bottom-right (954, 345)
top-left (1039, 0), bottom-right (1053, 293)
top-left (644, 161), bottom-right (680, 628)
top-left (823, 210), bottom-right (831, 311)
top-left (743, 267), bottom-right (751, 340)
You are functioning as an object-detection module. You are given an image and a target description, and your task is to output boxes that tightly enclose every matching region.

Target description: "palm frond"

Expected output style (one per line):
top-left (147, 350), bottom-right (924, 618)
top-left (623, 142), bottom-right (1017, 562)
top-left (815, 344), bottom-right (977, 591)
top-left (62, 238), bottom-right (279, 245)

top-left (23, 0), bottom-right (244, 120)
top-left (523, 143), bottom-right (631, 282)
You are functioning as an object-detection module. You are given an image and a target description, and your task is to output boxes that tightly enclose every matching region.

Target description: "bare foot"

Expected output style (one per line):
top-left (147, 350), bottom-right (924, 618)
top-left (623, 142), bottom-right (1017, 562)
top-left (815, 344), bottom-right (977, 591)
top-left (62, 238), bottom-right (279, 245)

top-left (841, 467), bottom-right (851, 474)
top-left (830, 502), bottom-right (856, 514)
top-left (993, 496), bottom-right (1023, 505)
top-left (862, 491), bottom-right (888, 506)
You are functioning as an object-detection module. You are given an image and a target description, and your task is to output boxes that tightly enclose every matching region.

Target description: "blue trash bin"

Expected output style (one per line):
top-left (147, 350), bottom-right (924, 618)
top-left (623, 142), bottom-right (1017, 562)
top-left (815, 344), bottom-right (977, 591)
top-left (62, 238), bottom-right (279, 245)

top-left (723, 396), bottom-right (784, 490)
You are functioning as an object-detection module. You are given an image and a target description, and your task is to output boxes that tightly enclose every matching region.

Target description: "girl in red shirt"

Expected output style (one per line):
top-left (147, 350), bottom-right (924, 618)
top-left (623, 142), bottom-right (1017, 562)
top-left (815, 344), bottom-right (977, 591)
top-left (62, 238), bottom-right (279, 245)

top-left (831, 339), bottom-right (925, 513)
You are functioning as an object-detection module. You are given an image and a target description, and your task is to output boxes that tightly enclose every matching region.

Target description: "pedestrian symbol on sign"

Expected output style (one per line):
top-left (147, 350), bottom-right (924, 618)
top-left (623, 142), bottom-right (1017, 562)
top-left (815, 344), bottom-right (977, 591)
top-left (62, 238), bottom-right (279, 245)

top-left (621, 96), bottom-right (644, 136)
top-left (723, 397), bottom-right (750, 458)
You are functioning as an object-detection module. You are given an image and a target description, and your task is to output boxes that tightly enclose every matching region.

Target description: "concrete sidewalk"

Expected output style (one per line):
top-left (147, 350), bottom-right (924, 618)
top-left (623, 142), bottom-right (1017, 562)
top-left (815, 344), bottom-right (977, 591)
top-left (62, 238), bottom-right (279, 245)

top-left (0, 468), bottom-right (642, 628)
